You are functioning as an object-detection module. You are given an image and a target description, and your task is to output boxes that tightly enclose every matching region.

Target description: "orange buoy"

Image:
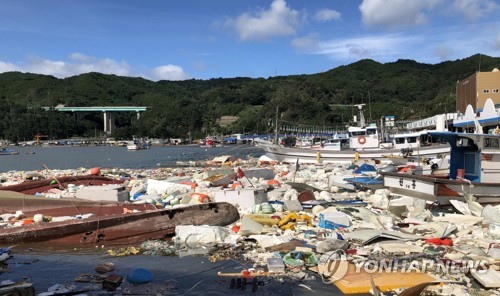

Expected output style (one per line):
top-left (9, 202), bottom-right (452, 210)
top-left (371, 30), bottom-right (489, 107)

top-left (181, 181), bottom-right (198, 189)
top-left (22, 219), bottom-right (35, 225)
top-left (189, 192), bottom-right (211, 203)
top-left (267, 179), bottom-right (281, 188)
top-left (90, 167), bottom-right (101, 175)
top-left (231, 224), bottom-right (240, 233)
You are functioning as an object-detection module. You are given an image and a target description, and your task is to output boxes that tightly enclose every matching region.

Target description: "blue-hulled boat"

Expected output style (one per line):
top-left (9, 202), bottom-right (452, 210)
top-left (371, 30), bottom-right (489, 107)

top-left (0, 147), bottom-right (19, 155)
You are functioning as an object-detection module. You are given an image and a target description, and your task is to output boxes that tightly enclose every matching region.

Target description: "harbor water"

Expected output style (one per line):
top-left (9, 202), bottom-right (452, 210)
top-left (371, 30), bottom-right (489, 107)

top-left (2, 246), bottom-right (339, 295)
top-left (0, 144), bottom-right (264, 172)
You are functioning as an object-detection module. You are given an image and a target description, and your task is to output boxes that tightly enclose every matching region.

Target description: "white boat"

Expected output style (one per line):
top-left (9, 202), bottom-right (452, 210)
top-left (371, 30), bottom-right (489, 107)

top-left (382, 131), bottom-right (500, 204)
top-left (257, 105), bottom-right (450, 164)
top-left (292, 134), bottom-right (348, 150)
top-left (127, 139), bottom-right (150, 150)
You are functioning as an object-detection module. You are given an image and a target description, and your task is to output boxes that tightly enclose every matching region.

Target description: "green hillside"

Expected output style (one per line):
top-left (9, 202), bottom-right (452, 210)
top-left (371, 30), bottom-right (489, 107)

top-left (0, 54), bottom-right (499, 142)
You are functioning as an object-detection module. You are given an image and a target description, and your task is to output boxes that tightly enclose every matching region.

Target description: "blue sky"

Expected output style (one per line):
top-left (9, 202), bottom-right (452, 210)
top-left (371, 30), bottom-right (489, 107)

top-left (0, 0), bottom-right (499, 81)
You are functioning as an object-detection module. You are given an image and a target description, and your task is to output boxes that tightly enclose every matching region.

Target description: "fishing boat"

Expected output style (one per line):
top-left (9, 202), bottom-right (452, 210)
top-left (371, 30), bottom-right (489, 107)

top-left (0, 174), bottom-right (123, 195)
top-left (0, 147), bottom-right (19, 155)
top-left (0, 200), bottom-right (239, 245)
top-left (200, 137), bottom-right (215, 148)
top-left (382, 131), bottom-right (500, 204)
top-left (256, 105), bottom-right (450, 164)
top-left (127, 139), bottom-right (151, 150)
top-left (257, 136), bottom-right (449, 165)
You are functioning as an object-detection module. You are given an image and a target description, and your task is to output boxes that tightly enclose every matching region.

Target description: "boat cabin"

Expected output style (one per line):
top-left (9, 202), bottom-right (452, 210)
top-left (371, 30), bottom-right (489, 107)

top-left (429, 132), bottom-right (500, 183)
top-left (348, 125), bottom-right (379, 149)
top-left (391, 133), bottom-right (420, 150)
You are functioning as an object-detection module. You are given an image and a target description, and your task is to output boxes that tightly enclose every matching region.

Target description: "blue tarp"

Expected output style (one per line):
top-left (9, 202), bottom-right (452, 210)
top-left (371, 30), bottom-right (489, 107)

top-left (353, 163), bottom-right (376, 174)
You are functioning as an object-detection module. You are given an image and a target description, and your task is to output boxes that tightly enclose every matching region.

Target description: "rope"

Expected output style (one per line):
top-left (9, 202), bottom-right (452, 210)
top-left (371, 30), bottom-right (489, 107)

top-left (93, 215), bottom-right (101, 244)
top-left (70, 200), bottom-right (83, 217)
top-left (180, 280), bottom-right (204, 296)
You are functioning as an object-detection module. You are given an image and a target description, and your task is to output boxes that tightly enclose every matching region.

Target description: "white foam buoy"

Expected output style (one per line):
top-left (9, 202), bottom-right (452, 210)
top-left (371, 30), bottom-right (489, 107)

top-left (33, 214), bottom-right (44, 223)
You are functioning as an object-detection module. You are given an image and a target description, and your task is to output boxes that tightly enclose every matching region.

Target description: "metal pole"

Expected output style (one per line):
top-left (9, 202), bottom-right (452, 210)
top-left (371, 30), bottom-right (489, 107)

top-left (380, 116), bottom-right (384, 143)
top-left (444, 104), bottom-right (447, 130)
top-left (368, 91), bottom-right (372, 121)
top-left (275, 106), bottom-right (279, 144)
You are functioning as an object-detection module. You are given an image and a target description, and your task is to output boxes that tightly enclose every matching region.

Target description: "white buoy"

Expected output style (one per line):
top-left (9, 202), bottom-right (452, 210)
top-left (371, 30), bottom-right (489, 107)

top-left (33, 214), bottom-right (44, 223)
top-left (312, 205), bottom-right (326, 217)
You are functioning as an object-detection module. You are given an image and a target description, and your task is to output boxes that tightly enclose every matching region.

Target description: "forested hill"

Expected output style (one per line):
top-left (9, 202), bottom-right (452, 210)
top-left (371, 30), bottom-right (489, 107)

top-left (0, 54), bottom-right (499, 142)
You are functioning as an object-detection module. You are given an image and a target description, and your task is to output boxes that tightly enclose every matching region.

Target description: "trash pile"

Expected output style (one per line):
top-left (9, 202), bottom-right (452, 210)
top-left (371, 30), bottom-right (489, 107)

top-left (0, 156), bottom-right (499, 295)
top-left (147, 160), bottom-right (499, 295)
top-left (58, 158), bottom-right (497, 295)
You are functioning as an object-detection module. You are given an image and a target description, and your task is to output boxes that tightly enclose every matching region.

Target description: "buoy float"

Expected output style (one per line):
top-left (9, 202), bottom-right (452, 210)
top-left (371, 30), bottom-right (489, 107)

top-left (180, 181), bottom-right (198, 189)
top-left (22, 219), bottom-right (35, 225)
top-left (90, 167), bottom-right (101, 175)
top-left (267, 179), bottom-right (281, 188)
top-left (189, 192), bottom-right (211, 203)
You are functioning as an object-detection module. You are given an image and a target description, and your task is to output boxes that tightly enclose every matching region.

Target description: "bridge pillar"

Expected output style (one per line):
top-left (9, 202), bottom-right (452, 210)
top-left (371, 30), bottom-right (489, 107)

top-left (103, 112), bottom-right (116, 134)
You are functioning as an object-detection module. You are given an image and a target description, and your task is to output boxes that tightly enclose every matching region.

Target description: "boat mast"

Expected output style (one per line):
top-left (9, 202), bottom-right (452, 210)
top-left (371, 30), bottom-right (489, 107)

top-left (275, 106), bottom-right (279, 144)
top-left (355, 104), bottom-right (366, 127)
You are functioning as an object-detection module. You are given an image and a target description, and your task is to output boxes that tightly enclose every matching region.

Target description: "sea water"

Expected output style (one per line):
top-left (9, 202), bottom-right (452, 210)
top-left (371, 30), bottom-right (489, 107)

top-left (1, 245), bottom-right (341, 295)
top-left (0, 144), bottom-right (264, 172)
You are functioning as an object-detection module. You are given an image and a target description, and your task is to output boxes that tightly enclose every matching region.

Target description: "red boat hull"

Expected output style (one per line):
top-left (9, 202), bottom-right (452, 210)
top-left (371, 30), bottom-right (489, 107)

top-left (0, 202), bottom-right (239, 246)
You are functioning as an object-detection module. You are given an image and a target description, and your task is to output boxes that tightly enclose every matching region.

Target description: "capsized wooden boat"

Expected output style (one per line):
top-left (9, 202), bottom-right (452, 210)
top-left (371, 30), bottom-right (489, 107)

top-left (0, 190), bottom-right (131, 214)
top-left (0, 174), bottom-right (123, 195)
top-left (0, 202), bottom-right (239, 246)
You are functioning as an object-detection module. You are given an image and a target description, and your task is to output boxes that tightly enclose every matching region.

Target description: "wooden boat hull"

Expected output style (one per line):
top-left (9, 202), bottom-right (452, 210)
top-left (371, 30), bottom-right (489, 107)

top-left (0, 190), bottom-right (134, 214)
top-left (382, 172), bottom-right (500, 204)
top-left (0, 175), bottom-right (123, 195)
top-left (256, 140), bottom-right (450, 164)
top-left (0, 202), bottom-right (239, 246)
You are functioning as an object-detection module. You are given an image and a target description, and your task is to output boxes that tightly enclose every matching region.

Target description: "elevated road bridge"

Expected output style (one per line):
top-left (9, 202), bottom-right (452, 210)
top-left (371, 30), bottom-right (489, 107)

top-left (45, 106), bottom-right (147, 133)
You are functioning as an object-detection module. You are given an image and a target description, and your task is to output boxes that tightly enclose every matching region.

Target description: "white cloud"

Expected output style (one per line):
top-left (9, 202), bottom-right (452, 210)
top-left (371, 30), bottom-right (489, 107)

top-left (359, 0), bottom-right (439, 29)
top-left (291, 34), bottom-right (319, 52)
top-left (151, 65), bottom-right (190, 81)
top-left (0, 53), bottom-right (190, 81)
top-left (0, 61), bottom-right (20, 72)
top-left (312, 22), bottom-right (500, 66)
top-left (315, 34), bottom-right (419, 60)
top-left (452, 0), bottom-right (499, 20)
top-left (314, 9), bottom-right (341, 22)
top-left (21, 54), bottom-right (131, 78)
top-left (226, 0), bottom-right (300, 41)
